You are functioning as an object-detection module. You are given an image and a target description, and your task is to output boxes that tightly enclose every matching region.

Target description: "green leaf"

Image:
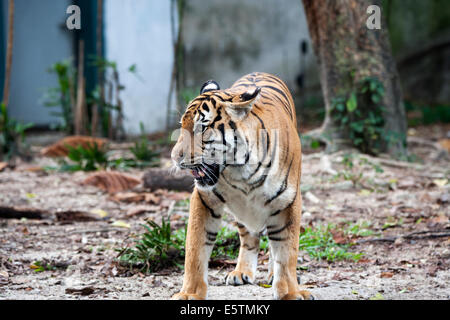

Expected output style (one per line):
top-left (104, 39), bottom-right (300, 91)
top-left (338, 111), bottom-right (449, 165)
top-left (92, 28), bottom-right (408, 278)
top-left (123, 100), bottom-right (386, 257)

top-left (346, 93), bottom-right (358, 112)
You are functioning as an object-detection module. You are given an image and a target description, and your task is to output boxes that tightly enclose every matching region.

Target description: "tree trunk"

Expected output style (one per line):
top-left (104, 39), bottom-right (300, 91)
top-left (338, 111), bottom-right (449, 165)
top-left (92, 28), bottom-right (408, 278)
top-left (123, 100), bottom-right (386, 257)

top-left (302, 0), bottom-right (407, 157)
top-left (2, 0), bottom-right (14, 107)
top-left (75, 40), bottom-right (87, 135)
top-left (91, 0), bottom-right (104, 137)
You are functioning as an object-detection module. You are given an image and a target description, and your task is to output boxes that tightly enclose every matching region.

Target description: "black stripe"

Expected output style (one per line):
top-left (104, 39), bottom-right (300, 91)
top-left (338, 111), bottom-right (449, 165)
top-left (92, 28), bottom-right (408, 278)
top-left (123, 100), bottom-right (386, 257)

top-left (264, 75), bottom-right (290, 93)
top-left (233, 83), bottom-right (252, 89)
top-left (221, 173), bottom-right (248, 195)
top-left (268, 236), bottom-right (287, 242)
top-left (239, 231), bottom-right (250, 237)
top-left (260, 91), bottom-right (292, 120)
top-left (265, 156), bottom-right (293, 205)
top-left (205, 241), bottom-right (215, 246)
top-left (242, 244), bottom-right (257, 251)
top-left (249, 173), bottom-right (267, 191)
top-left (267, 221), bottom-right (293, 236)
top-left (247, 111), bottom-right (270, 180)
top-left (213, 189), bottom-right (226, 203)
top-left (270, 210), bottom-right (281, 217)
top-left (269, 188), bottom-right (298, 217)
top-left (198, 193), bottom-right (221, 219)
top-left (229, 120), bottom-right (238, 163)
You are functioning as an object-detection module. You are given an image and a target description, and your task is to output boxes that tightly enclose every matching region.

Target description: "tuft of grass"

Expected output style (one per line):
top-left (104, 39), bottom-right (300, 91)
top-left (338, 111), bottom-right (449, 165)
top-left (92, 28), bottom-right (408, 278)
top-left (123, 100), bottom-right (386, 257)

top-left (30, 261), bottom-right (56, 272)
top-left (116, 219), bottom-right (366, 275)
top-left (332, 153), bottom-right (384, 188)
top-left (211, 227), bottom-right (240, 259)
top-left (342, 220), bottom-right (375, 237)
top-left (128, 122), bottom-right (160, 166)
top-left (62, 143), bottom-right (108, 171)
top-left (0, 103), bottom-right (33, 160)
top-left (49, 135), bottom-right (160, 172)
top-left (116, 218), bottom-right (185, 273)
top-left (299, 224), bottom-right (364, 262)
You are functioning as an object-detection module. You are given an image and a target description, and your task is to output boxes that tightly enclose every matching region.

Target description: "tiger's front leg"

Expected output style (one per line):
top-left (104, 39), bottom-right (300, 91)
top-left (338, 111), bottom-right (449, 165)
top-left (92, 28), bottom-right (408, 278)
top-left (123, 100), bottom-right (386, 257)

top-left (171, 190), bottom-right (221, 300)
top-left (225, 223), bottom-right (260, 285)
top-left (266, 193), bottom-right (314, 300)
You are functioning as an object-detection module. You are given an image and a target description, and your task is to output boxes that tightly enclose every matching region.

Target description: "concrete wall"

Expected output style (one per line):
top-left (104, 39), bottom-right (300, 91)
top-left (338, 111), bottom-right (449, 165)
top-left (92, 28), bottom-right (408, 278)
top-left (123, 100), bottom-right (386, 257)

top-left (183, 0), bottom-right (318, 95)
top-left (2, 0), bottom-right (74, 125)
top-left (104, 0), bottom-right (175, 135)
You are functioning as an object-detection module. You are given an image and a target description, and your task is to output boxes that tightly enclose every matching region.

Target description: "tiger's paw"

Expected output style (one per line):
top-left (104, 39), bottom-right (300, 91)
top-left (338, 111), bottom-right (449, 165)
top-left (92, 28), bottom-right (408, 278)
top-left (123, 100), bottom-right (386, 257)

top-left (280, 290), bottom-right (315, 300)
top-left (171, 292), bottom-right (206, 300)
top-left (225, 270), bottom-right (254, 286)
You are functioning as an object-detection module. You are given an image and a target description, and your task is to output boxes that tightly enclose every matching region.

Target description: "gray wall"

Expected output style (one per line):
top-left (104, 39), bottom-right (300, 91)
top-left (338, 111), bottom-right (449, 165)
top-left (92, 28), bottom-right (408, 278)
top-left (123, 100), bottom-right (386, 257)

top-left (2, 0), bottom-right (74, 126)
top-left (183, 0), bottom-right (318, 94)
top-left (104, 0), bottom-right (175, 135)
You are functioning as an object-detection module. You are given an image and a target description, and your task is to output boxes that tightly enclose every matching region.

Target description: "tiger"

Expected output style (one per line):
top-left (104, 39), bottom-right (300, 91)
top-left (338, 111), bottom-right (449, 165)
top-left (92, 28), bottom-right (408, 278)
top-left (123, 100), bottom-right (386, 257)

top-left (170, 72), bottom-right (313, 300)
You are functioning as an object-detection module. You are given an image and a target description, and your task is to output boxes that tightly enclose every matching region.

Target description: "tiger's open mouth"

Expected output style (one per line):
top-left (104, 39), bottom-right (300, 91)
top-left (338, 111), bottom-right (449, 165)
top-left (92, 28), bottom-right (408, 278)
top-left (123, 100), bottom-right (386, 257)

top-left (190, 163), bottom-right (220, 186)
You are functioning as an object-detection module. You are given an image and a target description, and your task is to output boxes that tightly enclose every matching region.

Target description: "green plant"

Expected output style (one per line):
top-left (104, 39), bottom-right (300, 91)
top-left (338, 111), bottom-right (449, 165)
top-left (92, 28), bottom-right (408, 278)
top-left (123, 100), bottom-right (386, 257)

top-left (30, 260), bottom-right (56, 272)
top-left (60, 142), bottom-right (108, 172)
top-left (129, 122), bottom-right (160, 163)
top-left (211, 227), bottom-right (240, 259)
top-left (44, 57), bottom-right (137, 137)
top-left (116, 218), bottom-right (185, 273)
top-left (341, 220), bottom-right (375, 237)
top-left (333, 153), bottom-right (384, 187)
top-left (0, 103), bottom-right (33, 160)
top-left (331, 77), bottom-right (386, 155)
top-left (299, 224), bottom-right (363, 262)
top-left (44, 60), bottom-right (76, 133)
top-left (260, 235), bottom-right (269, 253)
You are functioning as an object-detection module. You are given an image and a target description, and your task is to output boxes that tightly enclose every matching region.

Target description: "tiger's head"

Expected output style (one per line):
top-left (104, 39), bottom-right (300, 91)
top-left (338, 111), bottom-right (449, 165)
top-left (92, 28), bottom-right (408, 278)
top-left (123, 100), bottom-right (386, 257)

top-left (171, 80), bottom-right (261, 188)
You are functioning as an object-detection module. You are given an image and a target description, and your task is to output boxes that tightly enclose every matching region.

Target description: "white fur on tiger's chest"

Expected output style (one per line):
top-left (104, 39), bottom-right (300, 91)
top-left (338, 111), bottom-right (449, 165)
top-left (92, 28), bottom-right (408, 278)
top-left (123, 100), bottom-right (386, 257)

top-left (210, 168), bottom-right (297, 234)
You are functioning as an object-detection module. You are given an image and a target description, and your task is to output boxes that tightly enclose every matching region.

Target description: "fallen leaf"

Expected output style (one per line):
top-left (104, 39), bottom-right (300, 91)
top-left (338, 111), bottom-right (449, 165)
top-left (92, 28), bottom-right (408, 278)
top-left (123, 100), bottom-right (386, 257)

top-left (369, 293), bottom-right (385, 300)
top-left (90, 209), bottom-right (109, 218)
top-left (0, 270), bottom-right (9, 285)
top-left (111, 192), bottom-right (145, 203)
top-left (40, 136), bottom-right (107, 157)
top-left (258, 283), bottom-right (272, 288)
top-left (126, 205), bottom-right (160, 217)
top-left (166, 192), bottom-right (191, 201)
top-left (144, 193), bottom-right (161, 204)
top-left (433, 179), bottom-right (448, 188)
top-left (429, 215), bottom-right (449, 224)
top-left (331, 231), bottom-right (347, 244)
top-left (438, 138), bottom-right (450, 152)
top-left (83, 171), bottom-right (140, 194)
top-left (380, 272), bottom-right (394, 278)
top-left (111, 220), bottom-right (131, 229)
top-left (0, 162), bottom-right (8, 172)
top-left (427, 266), bottom-right (439, 277)
top-left (359, 189), bottom-right (371, 196)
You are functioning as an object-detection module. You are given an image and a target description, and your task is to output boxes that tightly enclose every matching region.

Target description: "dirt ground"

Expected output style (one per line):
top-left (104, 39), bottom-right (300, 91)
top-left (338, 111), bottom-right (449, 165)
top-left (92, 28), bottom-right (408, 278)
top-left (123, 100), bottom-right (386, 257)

top-left (0, 125), bottom-right (449, 300)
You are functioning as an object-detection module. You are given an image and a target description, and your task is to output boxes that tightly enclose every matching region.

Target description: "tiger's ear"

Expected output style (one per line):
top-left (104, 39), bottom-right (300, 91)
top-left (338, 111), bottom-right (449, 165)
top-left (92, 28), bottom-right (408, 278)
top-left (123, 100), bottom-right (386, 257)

top-left (200, 80), bottom-right (220, 94)
top-left (224, 87), bottom-right (261, 121)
